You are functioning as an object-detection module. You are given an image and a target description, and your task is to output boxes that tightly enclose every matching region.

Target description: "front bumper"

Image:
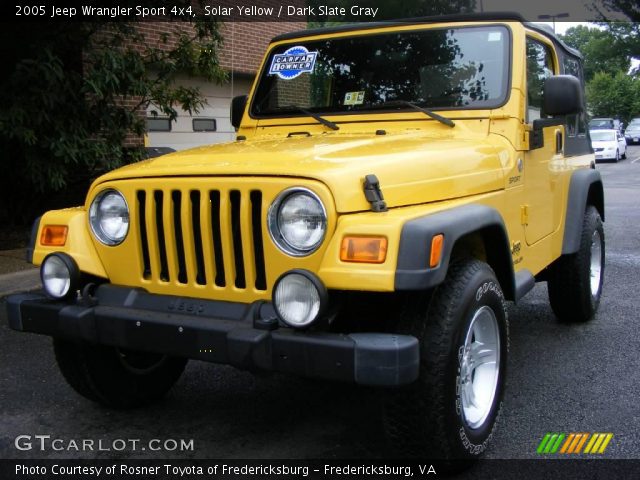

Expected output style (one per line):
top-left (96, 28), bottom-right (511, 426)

top-left (594, 151), bottom-right (617, 160)
top-left (6, 285), bottom-right (419, 387)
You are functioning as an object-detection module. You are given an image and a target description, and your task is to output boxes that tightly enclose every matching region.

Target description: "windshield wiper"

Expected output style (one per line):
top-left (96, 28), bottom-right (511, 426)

top-left (377, 100), bottom-right (455, 128)
top-left (282, 105), bottom-right (340, 131)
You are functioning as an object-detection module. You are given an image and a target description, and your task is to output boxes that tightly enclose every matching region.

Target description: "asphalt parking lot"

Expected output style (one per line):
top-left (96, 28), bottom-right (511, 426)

top-left (1, 146), bottom-right (639, 465)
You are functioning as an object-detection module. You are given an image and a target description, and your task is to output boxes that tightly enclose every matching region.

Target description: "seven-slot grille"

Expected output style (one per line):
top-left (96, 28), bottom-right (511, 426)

top-left (135, 188), bottom-right (267, 291)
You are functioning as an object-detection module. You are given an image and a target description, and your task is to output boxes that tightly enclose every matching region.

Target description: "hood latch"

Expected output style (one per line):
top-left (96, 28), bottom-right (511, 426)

top-left (363, 174), bottom-right (387, 212)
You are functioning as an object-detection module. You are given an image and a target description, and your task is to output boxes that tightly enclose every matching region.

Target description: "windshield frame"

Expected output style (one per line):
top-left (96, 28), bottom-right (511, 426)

top-left (249, 23), bottom-right (514, 120)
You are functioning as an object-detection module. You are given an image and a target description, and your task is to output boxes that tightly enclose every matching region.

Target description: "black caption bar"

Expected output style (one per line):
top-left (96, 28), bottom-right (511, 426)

top-left (3, 0), bottom-right (638, 22)
top-left (4, 459), bottom-right (640, 480)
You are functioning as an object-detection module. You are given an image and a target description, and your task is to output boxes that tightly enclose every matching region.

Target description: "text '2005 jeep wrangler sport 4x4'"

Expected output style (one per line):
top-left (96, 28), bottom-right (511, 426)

top-left (7, 13), bottom-right (604, 459)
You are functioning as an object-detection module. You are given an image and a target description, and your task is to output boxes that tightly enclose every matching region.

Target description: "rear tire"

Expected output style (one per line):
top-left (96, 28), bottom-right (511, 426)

top-left (54, 339), bottom-right (187, 409)
top-left (383, 259), bottom-right (508, 460)
top-left (548, 206), bottom-right (604, 322)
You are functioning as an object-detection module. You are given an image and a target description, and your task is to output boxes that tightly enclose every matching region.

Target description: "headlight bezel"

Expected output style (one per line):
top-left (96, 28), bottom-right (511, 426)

top-left (267, 187), bottom-right (327, 257)
top-left (89, 188), bottom-right (130, 246)
top-left (40, 252), bottom-right (80, 300)
top-left (272, 269), bottom-right (328, 329)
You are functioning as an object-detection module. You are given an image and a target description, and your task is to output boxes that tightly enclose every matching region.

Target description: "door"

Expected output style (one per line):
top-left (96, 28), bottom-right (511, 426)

top-left (523, 37), bottom-right (563, 245)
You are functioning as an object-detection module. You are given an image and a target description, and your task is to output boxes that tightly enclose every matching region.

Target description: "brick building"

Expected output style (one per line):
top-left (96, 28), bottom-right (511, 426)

top-left (144, 22), bottom-right (305, 150)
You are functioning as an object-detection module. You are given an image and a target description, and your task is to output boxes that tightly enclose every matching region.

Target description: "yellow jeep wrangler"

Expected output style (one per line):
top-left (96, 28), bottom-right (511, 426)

top-left (7, 13), bottom-right (604, 459)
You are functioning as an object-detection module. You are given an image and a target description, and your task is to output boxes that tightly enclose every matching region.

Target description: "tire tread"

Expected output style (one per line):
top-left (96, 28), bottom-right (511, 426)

top-left (548, 206), bottom-right (603, 322)
top-left (53, 339), bottom-right (187, 409)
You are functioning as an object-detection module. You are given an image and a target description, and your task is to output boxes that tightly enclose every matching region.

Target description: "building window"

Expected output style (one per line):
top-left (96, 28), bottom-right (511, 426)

top-left (147, 117), bottom-right (172, 132)
top-left (192, 118), bottom-right (217, 132)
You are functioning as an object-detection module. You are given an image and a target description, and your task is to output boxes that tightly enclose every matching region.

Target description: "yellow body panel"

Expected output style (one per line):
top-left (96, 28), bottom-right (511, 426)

top-left (31, 20), bottom-right (594, 303)
top-left (33, 208), bottom-right (107, 278)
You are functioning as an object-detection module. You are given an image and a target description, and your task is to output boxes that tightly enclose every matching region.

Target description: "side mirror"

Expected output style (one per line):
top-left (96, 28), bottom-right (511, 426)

top-left (230, 95), bottom-right (248, 130)
top-left (543, 75), bottom-right (583, 116)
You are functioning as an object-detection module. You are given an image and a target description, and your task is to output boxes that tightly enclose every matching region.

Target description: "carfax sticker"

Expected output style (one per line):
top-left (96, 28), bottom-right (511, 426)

top-left (268, 46), bottom-right (318, 80)
top-left (344, 91), bottom-right (365, 105)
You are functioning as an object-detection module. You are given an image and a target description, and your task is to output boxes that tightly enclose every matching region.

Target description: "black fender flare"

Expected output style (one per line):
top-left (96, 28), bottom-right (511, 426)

top-left (394, 204), bottom-right (518, 301)
top-left (26, 215), bottom-right (42, 264)
top-left (562, 169), bottom-right (604, 255)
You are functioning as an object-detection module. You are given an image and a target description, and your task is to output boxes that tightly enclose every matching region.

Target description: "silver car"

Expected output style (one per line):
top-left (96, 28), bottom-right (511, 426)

top-left (625, 119), bottom-right (640, 145)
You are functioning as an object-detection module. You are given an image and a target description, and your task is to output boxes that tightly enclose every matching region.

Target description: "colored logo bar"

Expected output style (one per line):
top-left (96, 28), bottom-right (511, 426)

top-left (537, 433), bottom-right (613, 454)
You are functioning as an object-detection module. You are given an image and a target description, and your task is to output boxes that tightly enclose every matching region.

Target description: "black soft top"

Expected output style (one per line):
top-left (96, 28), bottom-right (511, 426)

top-left (271, 11), bottom-right (582, 59)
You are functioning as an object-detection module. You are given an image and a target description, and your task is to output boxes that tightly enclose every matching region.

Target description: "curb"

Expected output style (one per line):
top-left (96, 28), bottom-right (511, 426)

top-left (0, 269), bottom-right (41, 298)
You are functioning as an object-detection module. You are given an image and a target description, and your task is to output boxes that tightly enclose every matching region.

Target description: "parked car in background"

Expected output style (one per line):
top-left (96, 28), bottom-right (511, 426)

top-left (591, 129), bottom-right (627, 162)
top-left (624, 119), bottom-right (640, 145)
top-left (589, 118), bottom-right (622, 132)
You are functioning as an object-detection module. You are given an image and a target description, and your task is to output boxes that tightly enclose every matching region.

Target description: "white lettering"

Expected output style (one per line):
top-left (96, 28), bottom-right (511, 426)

top-left (16, 464), bottom-right (47, 474)
top-left (14, 435), bottom-right (32, 451)
top-left (419, 464), bottom-right (437, 474)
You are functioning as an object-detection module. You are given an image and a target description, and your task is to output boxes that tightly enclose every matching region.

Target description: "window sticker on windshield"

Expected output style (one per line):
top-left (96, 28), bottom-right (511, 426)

top-left (344, 91), bottom-right (365, 105)
top-left (268, 46), bottom-right (318, 80)
top-left (488, 31), bottom-right (502, 42)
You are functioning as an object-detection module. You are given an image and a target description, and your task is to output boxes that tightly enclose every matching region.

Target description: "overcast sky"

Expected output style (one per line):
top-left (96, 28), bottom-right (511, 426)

top-left (551, 21), bottom-right (592, 34)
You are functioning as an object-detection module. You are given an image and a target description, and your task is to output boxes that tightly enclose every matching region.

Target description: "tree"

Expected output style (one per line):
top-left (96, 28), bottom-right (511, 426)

top-left (586, 71), bottom-right (640, 122)
top-left (560, 25), bottom-right (630, 81)
top-left (587, 0), bottom-right (640, 72)
top-left (560, 23), bottom-right (639, 122)
top-left (0, 6), bottom-right (226, 225)
top-left (597, 22), bottom-right (640, 74)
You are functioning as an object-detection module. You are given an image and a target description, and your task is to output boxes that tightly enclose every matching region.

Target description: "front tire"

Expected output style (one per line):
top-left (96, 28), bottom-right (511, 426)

top-left (548, 206), bottom-right (604, 322)
top-left (384, 259), bottom-right (508, 460)
top-left (54, 340), bottom-right (188, 409)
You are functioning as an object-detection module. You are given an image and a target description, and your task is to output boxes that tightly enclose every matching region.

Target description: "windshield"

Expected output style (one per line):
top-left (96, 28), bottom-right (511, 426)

top-left (589, 119), bottom-right (614, 129)
top-left (590, 131), bottom-right (616, 142)
top-left (251, 25), bottom-right (511, 117)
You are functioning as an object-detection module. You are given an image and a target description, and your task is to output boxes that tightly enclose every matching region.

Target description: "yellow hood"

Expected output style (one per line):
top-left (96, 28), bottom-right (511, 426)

top-left (96, 130), bottom-right (509, 212)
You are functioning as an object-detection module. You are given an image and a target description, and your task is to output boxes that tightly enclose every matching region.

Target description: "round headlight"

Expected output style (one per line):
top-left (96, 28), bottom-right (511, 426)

top-left (268, 188), bottom-right (327, 256)
top-left (89, 189), bottom-right (129, 245)
top-left (273, 270), bottom-right (327, 328)
top-left (41, 253), bottom-right (79, 299)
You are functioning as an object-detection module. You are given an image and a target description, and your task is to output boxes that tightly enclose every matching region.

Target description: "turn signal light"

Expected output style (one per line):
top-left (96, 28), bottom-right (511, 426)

top-left (40, 225), bottom-right (68, 246)
top-left (340, 236), bottom-right (387, 264)
top-left (430, 234), bottom-right (444, 268)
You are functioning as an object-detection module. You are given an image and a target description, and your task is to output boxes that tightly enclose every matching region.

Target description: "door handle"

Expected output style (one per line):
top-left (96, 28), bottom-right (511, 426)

top-left (555, 130), bottom-right (563, 154)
